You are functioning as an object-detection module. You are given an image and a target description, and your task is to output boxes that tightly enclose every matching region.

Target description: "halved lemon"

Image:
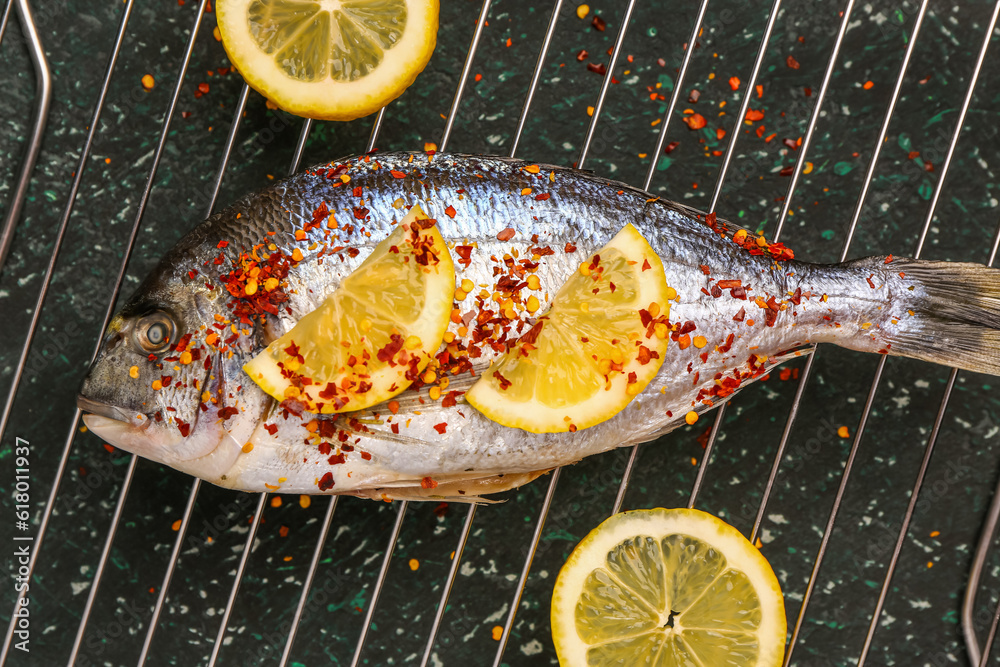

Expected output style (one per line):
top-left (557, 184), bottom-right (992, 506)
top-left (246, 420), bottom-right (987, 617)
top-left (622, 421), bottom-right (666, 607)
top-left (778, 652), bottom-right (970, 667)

top-left (216, 0), bottom-right (439, 120)
top-left (551, 508), bottom-right (787, 666)
top-left (465, 224), bottom-right (670, 433)
top-left (243, 205), bottom-right (454, 413)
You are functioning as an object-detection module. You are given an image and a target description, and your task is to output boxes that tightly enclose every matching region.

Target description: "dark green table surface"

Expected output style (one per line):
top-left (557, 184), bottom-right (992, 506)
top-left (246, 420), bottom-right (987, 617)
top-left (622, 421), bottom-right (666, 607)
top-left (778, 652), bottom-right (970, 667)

top-left (4, 0), bottom-right (1000, 664)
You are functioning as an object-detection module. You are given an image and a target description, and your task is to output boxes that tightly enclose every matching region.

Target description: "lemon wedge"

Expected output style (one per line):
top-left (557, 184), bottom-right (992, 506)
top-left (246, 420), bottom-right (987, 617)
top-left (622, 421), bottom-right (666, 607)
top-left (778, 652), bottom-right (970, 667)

top-left (465, 224), bottom-right (670, 433)
top-left (551, 508), bottom-right (787, 666)
top-left (216, 0), bottom-right (439, 120)
top-left (243, 205), bottom-right (454, 413)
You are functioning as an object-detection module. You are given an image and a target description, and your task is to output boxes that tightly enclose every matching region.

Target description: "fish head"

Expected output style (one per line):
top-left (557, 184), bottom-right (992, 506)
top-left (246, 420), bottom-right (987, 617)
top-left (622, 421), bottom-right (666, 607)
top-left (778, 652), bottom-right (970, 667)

top-left (78, 264), bottom-right (271, 481)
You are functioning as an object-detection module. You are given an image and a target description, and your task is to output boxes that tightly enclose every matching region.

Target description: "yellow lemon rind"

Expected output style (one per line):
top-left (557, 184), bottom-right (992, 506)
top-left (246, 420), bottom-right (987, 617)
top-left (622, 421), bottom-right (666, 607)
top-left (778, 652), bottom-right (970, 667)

top-left (243, 207), bottom-right (454, 413)
top-left (466, 224), bottom-right (669, 434)
top-left (216, 0), bottom-right (439, 121)
top-left (551, 508), bottom-right (786, 667)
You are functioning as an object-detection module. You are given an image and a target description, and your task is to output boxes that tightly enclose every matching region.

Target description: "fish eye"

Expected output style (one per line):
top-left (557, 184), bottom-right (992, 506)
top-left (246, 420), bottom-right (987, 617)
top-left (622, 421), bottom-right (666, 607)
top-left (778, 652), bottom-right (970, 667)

top-left (132, 311), bottom-right (176, 354)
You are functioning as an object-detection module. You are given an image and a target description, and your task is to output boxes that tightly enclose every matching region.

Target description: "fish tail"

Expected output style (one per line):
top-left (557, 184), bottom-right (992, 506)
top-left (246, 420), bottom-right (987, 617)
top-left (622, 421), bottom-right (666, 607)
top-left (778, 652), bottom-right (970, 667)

top-left (865, 256), bottom-right (1000, 374)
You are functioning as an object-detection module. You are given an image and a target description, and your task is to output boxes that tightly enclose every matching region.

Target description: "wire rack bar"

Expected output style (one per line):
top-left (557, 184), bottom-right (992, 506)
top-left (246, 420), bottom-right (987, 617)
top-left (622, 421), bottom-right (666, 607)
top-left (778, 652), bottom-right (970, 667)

top-left (136, 82), bottom-right (251, 667)
top-left (416, 3), bottom-right (565, 662)
top-left (137, 479), bottom-right (201, 665)
top-left (0, 0), bottom-right (12, 48)
top-left (0, 0), bottom-right (50, 272)
top-left (206, 117), bottom-right (314, 665)
top-left (770, 2), bottom-right (929, 660)
top-left (748, 0), bottom-right (859, 537)
top-left (853, 10), bottom-right (1000, 662)
top-left (61, 3), bottom-right (213, 663)
top-left (612, 0), bottom-right (711, 515)
top-left (978, 598), bottom-right (1000, 667)
top-left (0, 1), bottom-right (139, 662)
top-left (277, 495), bottom-right (338, 667)
top-left (337, 3), bottom-right (497, 659)
top-left (0, 0), bottom-right (133, 449)
top-left (350, 501), bottom-right (409, 667)
top-left (964, 430), bottom-right (1000, 664)
top-left (639, 0), bottom-right (709, 192)
top-left (439, 0), bottom-right (492, 153)
top-left (487, 4), bottom-right (644, 659)
top-left (207, 491), bottom-right (269, 666)
top-left (276, 107), bottom-right (387, 667)
top-left (418, 502), bottom-right (476, 667)
top-left (65, 456), bottom-right (139, 665)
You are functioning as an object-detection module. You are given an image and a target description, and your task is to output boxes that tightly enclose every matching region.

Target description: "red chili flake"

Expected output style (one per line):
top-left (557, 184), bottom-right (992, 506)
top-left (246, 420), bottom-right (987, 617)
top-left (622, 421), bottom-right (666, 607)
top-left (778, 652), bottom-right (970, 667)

top-left (657, 57), bottom-right (666, 67)
top-left (576, 49), bottom-right (588, 61)
top-left (699, 264), bottom-right (711, 275)
top-left (884, 254), bottom-right (893, 264)
top-left (684, 114), bottom-right (707, 130)
top-left (217, 240), bottom-right (229, 248)
top-left (804, 86), bottom-right (812, 97)
top-left (733, 307), bottom-right (746, 322)
top-left (782, 138), bottom-right (798, 151)
top-left (433, 423), bottom-right (447, 435)
top-left (745, 109), bottom-right (764, 122)
top-left (866, 274), bottom-right (876, 289)
top-left (177, 420), bottom-right (191, 437)
top-left (664, 141), bottom-right (680, 154)
top-left (318, 472), bottom-right (335, 491)
top-left (496, 227), bottom-right (516, 241)
top-left (764, 308), bottom-right (778, 327)
top-left (779, 166), bottom-right (794, 177)
top-left (731, 285), bottom-right (747, 300)
top-left (710, 285), bottom-right (722, 298)
top-left (180, 111), bottom-right (192, 119)
top-left (389, 170), bottom-right (407, 178)
top-left (716, 280), bottom-right (741, 289)
top-left (455, 245), bottom-right (473, 267)
top-left (421, 477), bottom-right (439, 489)
top-left (535, 193), bottom-right (551, 201)
top-left (786, 55), bottom-right (800, 69)
top-left (641, 258), bottom-right (651, 271)
top-left (924, 161), bottom-right (934, 172)
top-left (328, 453), bottom-right (346, 465)
top-left (591, 15), bottom-right (606, 31)
top-left (688, 89), bottom-right (701, 104)
top-left (263, 423), bottom-right (278, 435)
top-left (587, 62), bottom-right (607, 76)
top-left (493, 370), bottom-right (512, 390)
top-left (728, 76), bottom-right (740, 91)
top-left (564, 242), bottom-right (577, 253)
top-left (520, 321), bottom-right (544, 345)
top-left (445, 205), bottom-right (457, 218)
top-left (790, 287), bottom-right (802, 305)
top-left (218, 406), bottom-right (239, 421)
top-left (360, 451), bottom-right (371, 461)
top-left (187, 269), bottom-right (199, 280)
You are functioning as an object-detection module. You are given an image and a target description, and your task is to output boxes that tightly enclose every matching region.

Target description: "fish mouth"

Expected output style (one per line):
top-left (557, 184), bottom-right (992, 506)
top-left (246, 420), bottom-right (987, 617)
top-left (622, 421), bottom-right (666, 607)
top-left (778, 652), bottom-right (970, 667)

top-left (77, 395), bottom-right (146, 426)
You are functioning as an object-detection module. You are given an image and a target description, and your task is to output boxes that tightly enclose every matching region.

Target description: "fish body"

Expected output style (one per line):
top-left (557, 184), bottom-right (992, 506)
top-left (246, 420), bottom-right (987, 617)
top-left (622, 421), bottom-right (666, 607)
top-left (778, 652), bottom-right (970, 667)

top-left (78, 152), bottom-right (1000, 500)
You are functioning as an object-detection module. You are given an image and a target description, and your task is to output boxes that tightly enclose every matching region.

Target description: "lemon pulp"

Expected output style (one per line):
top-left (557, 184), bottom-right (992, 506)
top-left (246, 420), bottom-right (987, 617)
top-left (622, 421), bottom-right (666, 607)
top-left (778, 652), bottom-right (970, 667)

top-left (243, 205), bottom-right (454, 413)
top-left (551, 508), bottom-right (787, 666)
top-left (465, 224), bottom-right (670, 433)
top-left (217, 0), bottom-right (439, 120)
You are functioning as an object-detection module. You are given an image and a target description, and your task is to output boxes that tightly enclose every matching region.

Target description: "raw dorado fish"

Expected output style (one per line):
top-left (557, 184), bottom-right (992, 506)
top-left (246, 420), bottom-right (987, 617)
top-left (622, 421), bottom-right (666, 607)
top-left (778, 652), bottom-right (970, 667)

top-left (78, 152), bottom-right (1000, 500)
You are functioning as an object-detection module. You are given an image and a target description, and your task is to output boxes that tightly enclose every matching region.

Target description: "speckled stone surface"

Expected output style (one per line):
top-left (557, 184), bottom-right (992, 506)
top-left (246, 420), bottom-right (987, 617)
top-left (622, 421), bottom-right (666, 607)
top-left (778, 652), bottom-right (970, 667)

top-left (3, 0), bottom-right (1000, 665)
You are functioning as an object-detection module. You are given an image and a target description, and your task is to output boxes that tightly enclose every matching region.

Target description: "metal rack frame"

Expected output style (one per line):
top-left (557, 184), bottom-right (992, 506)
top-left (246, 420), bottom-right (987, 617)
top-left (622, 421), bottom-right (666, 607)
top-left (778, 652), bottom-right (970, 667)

top-left (3, 0), bottom-right (1000, 664)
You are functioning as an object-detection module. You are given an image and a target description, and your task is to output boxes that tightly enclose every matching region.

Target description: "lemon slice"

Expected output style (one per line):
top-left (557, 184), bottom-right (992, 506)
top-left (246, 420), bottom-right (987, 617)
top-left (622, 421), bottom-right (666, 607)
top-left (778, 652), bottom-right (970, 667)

top-left (551, 508), bottom-right (787, 666)
top-left (243, 205), bottom-right (454, 413)
top-left (216, 0), bottom-right (439, 120)
top-left (466, 224), bottom-right (670, 433)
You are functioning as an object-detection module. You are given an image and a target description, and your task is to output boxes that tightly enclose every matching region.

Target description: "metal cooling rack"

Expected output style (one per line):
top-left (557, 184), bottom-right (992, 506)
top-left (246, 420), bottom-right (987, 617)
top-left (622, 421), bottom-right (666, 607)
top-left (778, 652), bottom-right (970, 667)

top-left (4, 0), bottom-right (1000, 664)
